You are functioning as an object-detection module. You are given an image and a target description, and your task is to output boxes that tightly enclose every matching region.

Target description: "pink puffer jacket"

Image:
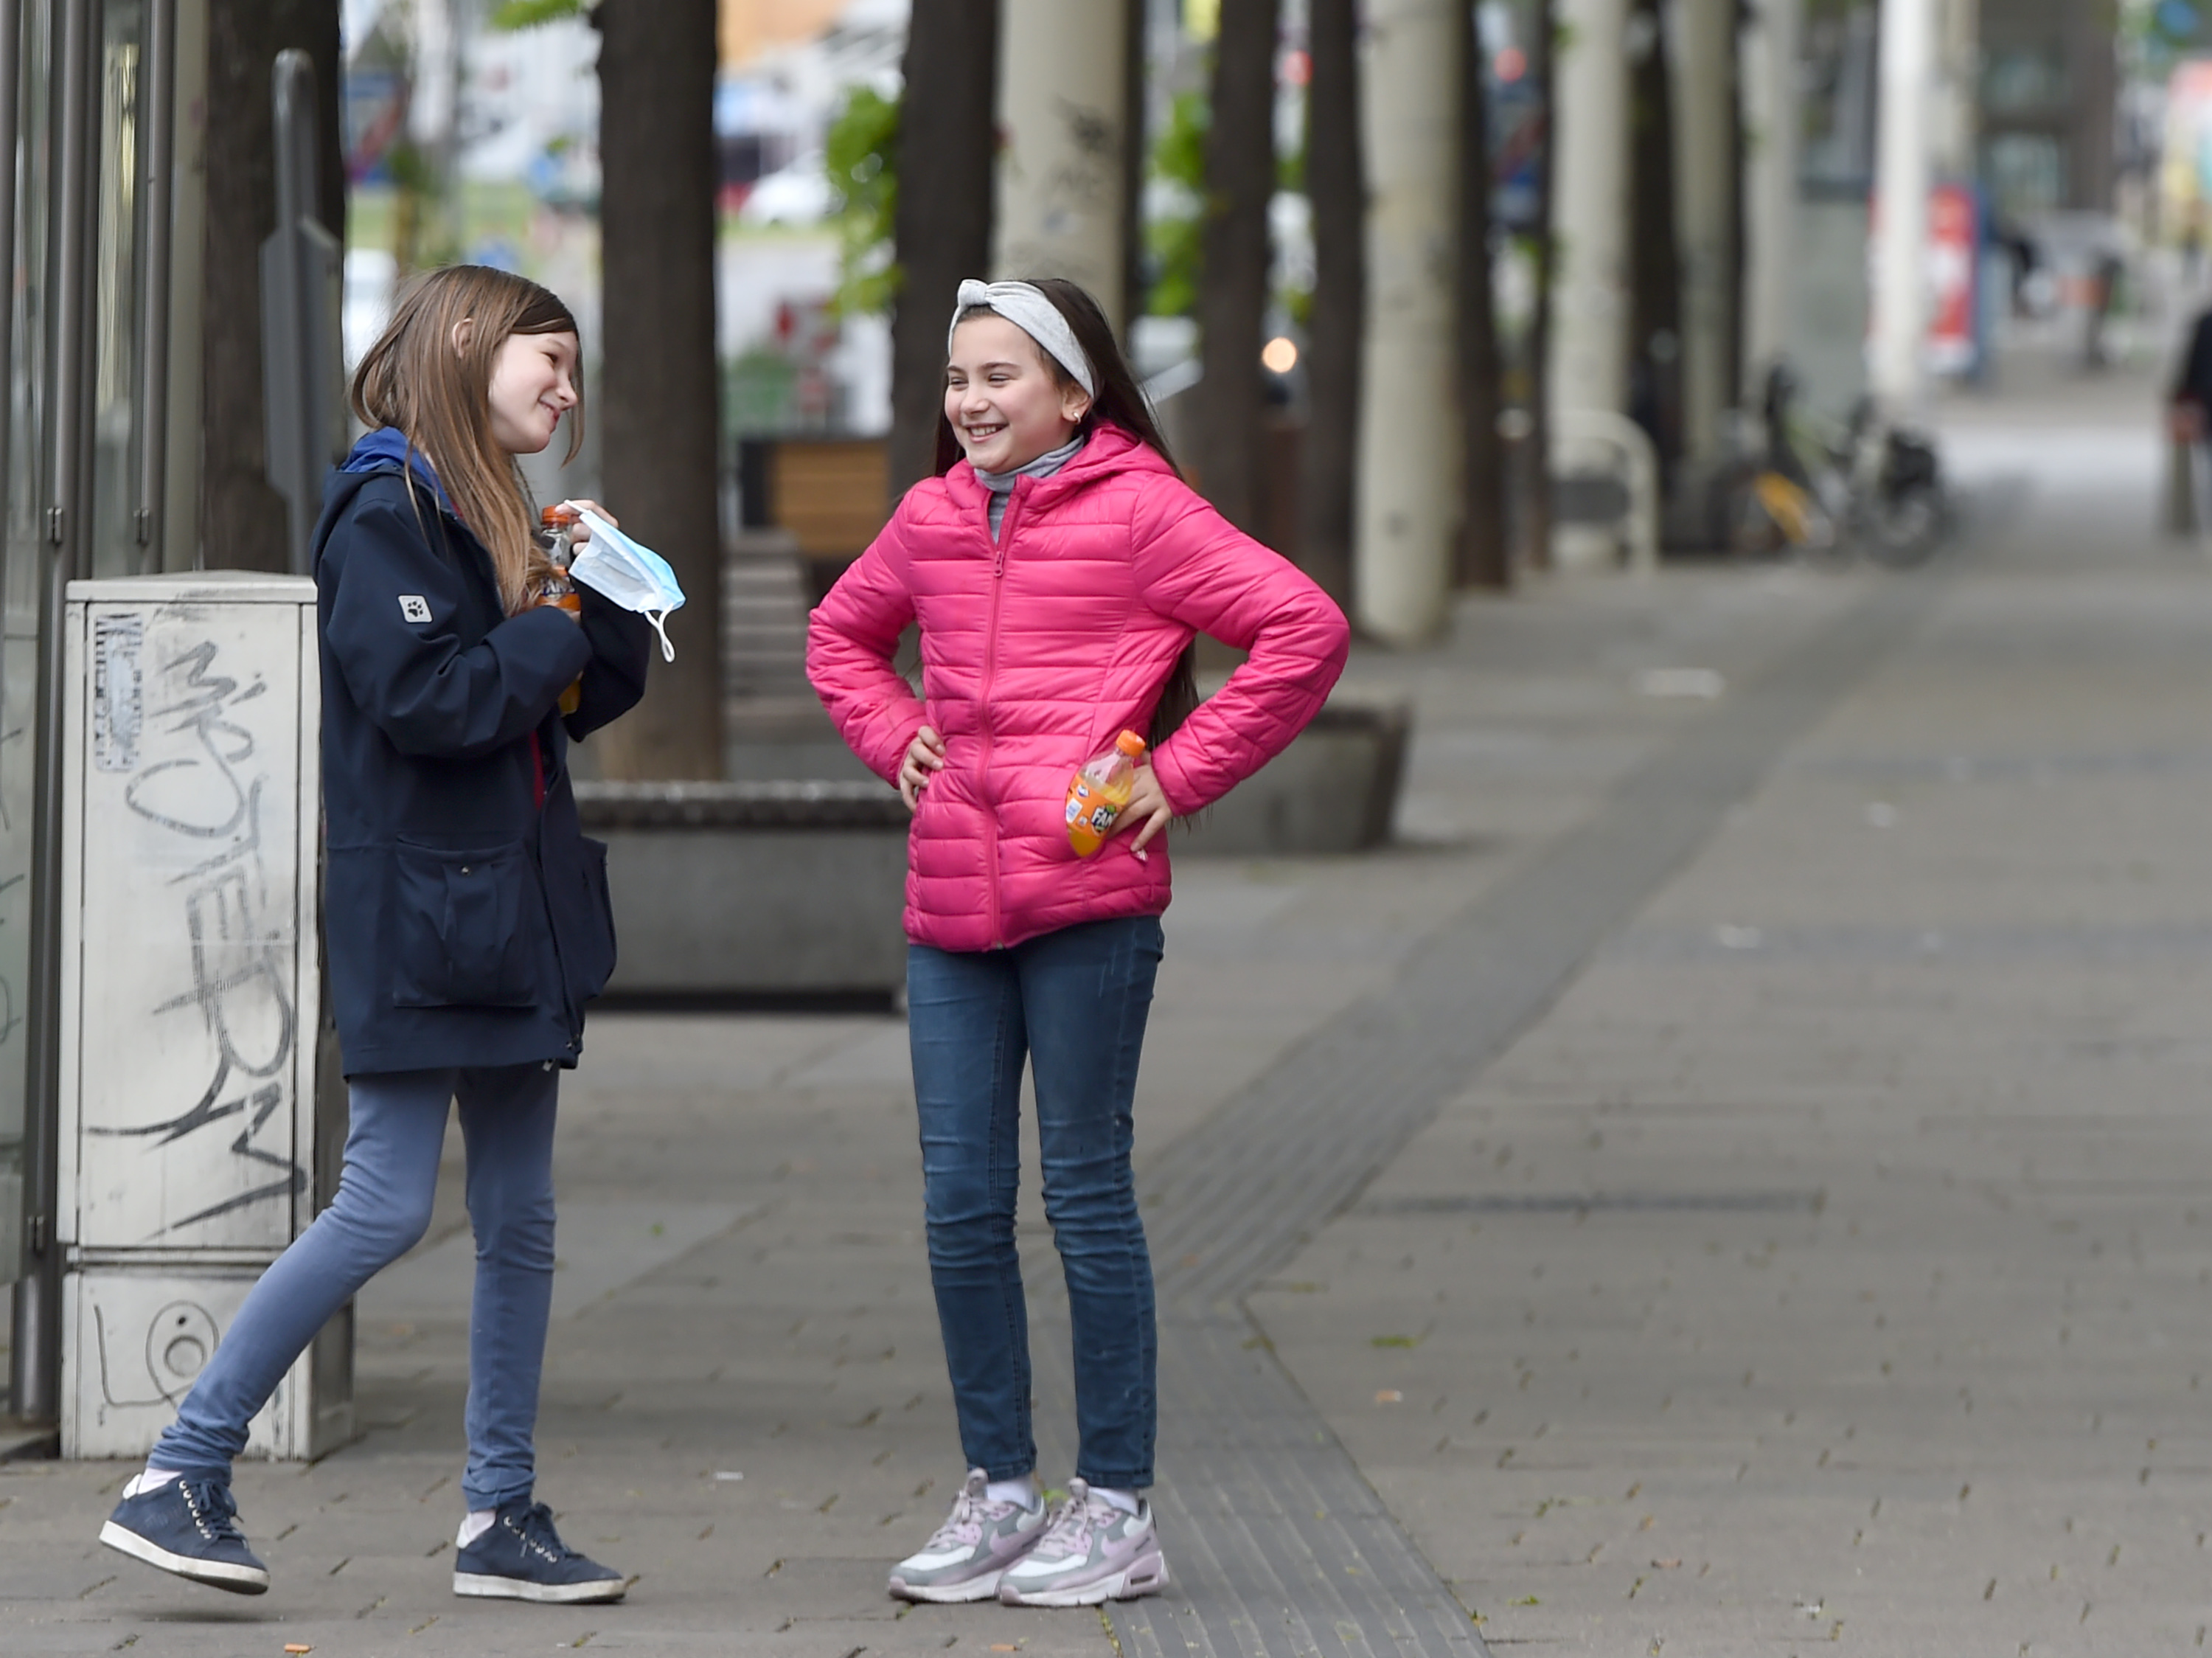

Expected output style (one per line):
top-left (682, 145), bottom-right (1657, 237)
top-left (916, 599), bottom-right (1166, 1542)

top-left (807, 424), bottom-right (1349, 952)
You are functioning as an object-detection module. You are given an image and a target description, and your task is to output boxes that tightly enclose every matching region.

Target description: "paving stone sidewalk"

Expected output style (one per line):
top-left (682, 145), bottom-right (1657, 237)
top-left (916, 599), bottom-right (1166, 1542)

top-left (2, 365), bottom-right (2188, 1657)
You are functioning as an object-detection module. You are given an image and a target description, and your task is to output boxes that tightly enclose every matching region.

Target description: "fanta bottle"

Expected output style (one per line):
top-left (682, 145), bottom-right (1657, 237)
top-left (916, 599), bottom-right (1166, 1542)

top-left (1065, 730), bottom-right (1148, 856)
top-left (540, 504), bottom-right (583, 715)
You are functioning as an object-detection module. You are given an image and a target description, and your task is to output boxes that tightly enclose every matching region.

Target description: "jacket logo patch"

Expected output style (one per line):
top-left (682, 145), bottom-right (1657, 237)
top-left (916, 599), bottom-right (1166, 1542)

top-left (397, 594), bottom-right (433, 622)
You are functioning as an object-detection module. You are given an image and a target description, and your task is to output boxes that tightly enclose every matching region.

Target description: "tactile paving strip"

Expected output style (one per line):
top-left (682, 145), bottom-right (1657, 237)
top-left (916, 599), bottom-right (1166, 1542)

top-left (1026, 569), bottom-right (1952, 1658)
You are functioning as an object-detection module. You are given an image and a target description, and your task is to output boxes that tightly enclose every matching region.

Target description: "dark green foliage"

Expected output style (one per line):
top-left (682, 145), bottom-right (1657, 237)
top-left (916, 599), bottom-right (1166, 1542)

top-left (825, 86), bottom-right (900, 316)
top-left (1147, 87), bottom-right (1208, 317)
top-left (490, 0), bottom-right (585, 30)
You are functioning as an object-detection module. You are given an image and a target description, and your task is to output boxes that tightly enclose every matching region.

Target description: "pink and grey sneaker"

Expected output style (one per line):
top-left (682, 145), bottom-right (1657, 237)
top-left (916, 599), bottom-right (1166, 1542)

top-left (995, 1479), bottom-right (1169, 1608)
top-left (887, 1468), bottom-right (1049, 1603)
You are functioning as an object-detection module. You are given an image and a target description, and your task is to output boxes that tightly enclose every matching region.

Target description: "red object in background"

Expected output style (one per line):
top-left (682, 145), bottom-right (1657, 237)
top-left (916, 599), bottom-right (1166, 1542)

top-left (1495, 46), bottom-right (1526, 83)
top-left (1926, 183), bottom-right (1980, 376)
top-left (1867, 182), bottom-right (1983, 378)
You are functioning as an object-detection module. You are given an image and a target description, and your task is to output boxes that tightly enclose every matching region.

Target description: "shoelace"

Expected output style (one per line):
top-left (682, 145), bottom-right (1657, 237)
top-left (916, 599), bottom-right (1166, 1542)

top-left (1030, 1492), bottom-right (1108, 1562)
top-left (922, 1485), bottom-right (994, 1552)
top-left (503, 1502), bottom-right (579, 1564)
top-left (178, 1479), bottom-right (248, 1547)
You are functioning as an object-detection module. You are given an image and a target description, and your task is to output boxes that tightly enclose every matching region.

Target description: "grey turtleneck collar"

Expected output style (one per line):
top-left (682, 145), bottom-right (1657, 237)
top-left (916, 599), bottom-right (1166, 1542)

top-left (973, 433), bottom-right (1086, 538)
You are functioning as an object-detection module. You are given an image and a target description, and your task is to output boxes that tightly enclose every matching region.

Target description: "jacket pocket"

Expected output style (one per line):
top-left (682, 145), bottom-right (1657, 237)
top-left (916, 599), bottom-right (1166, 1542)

top-left (389, 838), bottom-right (552, 1009)
top-left (566, 833), bottom-right (619, 1003)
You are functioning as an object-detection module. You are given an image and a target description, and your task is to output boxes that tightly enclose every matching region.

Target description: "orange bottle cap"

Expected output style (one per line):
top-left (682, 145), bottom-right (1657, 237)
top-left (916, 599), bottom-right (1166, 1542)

top-left (542, 504), bottom-right (578, 526)
top-left (1115, 729), bottom-right (1147, 756)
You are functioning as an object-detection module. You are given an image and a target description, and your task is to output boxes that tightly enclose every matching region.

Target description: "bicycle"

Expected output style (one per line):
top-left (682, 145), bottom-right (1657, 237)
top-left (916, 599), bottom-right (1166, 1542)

top-left (1727, 366), bottom-right (1950, 568)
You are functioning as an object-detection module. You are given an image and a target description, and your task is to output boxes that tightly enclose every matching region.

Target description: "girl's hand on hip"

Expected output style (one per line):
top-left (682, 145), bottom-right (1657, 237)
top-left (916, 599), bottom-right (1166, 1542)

top-left (899, 725), bottom-right (947, 811)
top-left (1113, 764), bottom-right (1174, 862)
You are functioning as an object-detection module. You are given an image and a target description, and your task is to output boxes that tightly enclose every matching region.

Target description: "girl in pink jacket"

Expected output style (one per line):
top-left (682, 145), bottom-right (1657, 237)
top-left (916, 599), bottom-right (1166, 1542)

top-left (807, 277), bottom-right (1349, 1610)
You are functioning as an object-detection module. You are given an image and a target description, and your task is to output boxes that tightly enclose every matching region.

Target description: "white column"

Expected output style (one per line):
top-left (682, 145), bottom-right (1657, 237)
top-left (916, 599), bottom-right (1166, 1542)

top-left (1742, 0), bottom-right (1802, 393)
top-left (993, 0), bottom-right (1129, 325)
top-left (1354, 0), bottom-right (1460, 645)
top-left (1870, 0), bottom-right (1933, 414)
top-left (1672, 0), bottom-right (1733, 456)
top-left (1548, 0), bottom-right (1630, 426)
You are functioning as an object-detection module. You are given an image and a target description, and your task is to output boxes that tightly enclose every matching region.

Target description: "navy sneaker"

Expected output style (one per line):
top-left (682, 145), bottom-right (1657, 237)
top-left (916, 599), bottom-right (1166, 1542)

top-left (100, 1476), bottom-right (271, 1595)
top-left (453, 1499), bottom-right (627, 1603)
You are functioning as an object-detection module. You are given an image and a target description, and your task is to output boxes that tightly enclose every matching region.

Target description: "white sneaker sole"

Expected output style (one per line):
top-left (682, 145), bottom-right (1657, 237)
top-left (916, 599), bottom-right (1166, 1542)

top-left (888, 1566), bottom-right (1010, 1603)
top-left (100, 1521), bottom-right (270, 1595)
top-left (998, 1554), bottom-right (1169, 1608)
top-left (453, 1569), bottom-right (628, 1603)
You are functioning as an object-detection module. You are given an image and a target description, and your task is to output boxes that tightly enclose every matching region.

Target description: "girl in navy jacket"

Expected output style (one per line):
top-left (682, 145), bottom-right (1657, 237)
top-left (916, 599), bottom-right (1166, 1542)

top-left (100, 266), bottom-right (651, 1605)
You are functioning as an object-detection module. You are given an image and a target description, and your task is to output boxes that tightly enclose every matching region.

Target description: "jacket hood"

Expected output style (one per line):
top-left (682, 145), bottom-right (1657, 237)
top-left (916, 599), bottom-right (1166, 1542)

top-left (335, 426), bottom-right (456, 517)
top-left (940, 421), bottom-right (1173, 515)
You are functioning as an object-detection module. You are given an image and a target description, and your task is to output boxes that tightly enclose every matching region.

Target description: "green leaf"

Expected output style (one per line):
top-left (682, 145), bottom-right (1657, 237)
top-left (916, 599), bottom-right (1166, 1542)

top-left (1371, 1333), bottom-right (1423, 1349)
top-left (824, 86), bottom-right (902, 317)
top-left (490, 0), bottom-right (585, 30)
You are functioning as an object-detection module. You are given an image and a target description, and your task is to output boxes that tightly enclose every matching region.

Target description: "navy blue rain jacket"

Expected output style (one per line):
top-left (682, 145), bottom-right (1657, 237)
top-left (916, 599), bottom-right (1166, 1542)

top-left (312, 431), bottom-right (653, 1075)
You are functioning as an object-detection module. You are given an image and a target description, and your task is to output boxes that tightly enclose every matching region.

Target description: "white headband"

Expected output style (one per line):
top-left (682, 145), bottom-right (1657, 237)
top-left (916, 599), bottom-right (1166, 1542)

top-left (947, 279), bottom-right (1096, 397)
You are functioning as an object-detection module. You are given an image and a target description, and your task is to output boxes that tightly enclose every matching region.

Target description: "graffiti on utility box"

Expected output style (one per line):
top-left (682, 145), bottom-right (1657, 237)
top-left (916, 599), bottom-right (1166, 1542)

top-left (76, 606), bottom-right (305, 1249)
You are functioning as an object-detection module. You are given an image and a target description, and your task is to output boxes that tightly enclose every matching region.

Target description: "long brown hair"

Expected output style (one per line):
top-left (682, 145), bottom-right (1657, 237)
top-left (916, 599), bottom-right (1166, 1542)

top-left (937, 277), bottom-right (1200, 747)
top-left (350, 265), bottom-right (582, 615)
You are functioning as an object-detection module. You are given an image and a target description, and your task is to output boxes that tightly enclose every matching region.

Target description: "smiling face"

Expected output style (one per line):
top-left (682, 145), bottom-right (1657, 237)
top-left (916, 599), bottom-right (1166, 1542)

top-left (484, 328), bottom-right (581, 455)
top-left (944, 314), bottom-right (1092, 474)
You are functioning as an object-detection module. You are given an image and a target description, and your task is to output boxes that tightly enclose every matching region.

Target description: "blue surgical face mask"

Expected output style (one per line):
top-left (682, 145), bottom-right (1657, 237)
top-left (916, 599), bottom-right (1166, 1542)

top-left (566, 507), bottom-right (686, 662)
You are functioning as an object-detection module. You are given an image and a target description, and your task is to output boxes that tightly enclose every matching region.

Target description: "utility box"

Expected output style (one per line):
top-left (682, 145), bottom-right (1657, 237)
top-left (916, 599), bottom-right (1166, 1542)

top-left (55, 574), bottom-right (350, 1460)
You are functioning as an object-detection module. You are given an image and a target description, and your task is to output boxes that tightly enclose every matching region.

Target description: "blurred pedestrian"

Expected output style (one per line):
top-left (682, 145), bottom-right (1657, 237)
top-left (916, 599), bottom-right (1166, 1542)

top-left (97, 266), bottom-right (653, 1605)
top-left (2168, 296), bottom-right (2212, 537)
top-left (809, 277), bottom-right (1349, 1608)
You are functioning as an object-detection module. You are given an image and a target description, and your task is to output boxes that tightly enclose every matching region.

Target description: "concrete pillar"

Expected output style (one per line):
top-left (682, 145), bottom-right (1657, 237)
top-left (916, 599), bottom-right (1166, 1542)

top-left (1742, 0), bottom-right (1801, 395)
top-left (1870, 0), bottom-right (1933, 414)
top-left (1354, 0), bottom-right (1459, 645)
top-left (992, 0), bottom-right (1130, 325)
top-left (1672, 0), bottom-right (1733, 456)
top-left (1548, 0), bottom-right (1630, 426)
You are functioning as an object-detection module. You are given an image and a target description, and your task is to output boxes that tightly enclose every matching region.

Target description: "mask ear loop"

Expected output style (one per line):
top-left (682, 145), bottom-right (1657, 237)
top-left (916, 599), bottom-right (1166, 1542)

top-left (646, 609), bottom-right (675, 662)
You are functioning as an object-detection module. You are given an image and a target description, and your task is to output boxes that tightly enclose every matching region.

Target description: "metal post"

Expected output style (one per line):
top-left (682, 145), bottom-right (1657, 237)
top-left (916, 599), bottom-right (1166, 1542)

top-left (1672, 0), bottom-right (1733, 458)
top-left (262, 48), bottom-right (338, 577)
top-left (134, 0), bottom-right (175, 574)
top-left (1742, 0), bottom-right (1802, 392)
top-left (0, 1), bottom-right (24, 570)
top-left (13, 0), bottom-right (97, 1428)
top-left (1871, 0), bottom-right (1932, 415)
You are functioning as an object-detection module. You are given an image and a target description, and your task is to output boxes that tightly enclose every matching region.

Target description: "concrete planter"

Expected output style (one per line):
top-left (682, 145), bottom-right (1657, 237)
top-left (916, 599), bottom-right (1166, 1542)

top-left (574, 780), bottom-right (908, 1000)
top-left (1179, 694), bottom-right (1411, 857)
top-left (575, 698), bottom-right (1408, 999)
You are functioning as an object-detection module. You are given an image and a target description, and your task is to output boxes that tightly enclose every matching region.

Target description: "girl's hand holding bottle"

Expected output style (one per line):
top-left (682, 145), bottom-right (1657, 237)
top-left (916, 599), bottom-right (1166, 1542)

top-left (900, 725), bottom-right (947, 811)
top-left (1111, 764), bottom-right (1172, 862)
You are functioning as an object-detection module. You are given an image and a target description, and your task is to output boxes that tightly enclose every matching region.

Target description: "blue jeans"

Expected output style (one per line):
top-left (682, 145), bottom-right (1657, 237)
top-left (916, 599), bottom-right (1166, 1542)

top-left (151, 1064), bottom-right (560, 1512)
top-left (907, 915), bottom-right (1164, 1491)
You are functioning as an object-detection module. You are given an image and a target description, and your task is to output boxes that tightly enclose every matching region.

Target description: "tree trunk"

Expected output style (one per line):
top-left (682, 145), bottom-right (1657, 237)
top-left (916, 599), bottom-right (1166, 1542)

top-left (1458, 3), bottom-right (1508, 589)
top-left (1298, 0), bottom-right (1360, 610)
top-left (1521, 0), bottom-right (1557, 570)
top-left (1627, 0), bottom-right (1680, 471)
top-left (886, 0), bottom-right (998, 502)
top-left (594, 0), bottom-right (723, 780)
top-left (1725, 17), bottom-right (1745, 412)
top-left (1121, 0), bottom-right (1149, 338)
top-left (199, 0), bottom-right (344, 575)
top-left (1187, 0), bottom-right (1279, 534)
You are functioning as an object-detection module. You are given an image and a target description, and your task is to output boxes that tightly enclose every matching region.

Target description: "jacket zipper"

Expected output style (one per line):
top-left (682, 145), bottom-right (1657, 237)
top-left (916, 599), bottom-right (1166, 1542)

top-left (978, 485), bottom-right (1019, 948)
